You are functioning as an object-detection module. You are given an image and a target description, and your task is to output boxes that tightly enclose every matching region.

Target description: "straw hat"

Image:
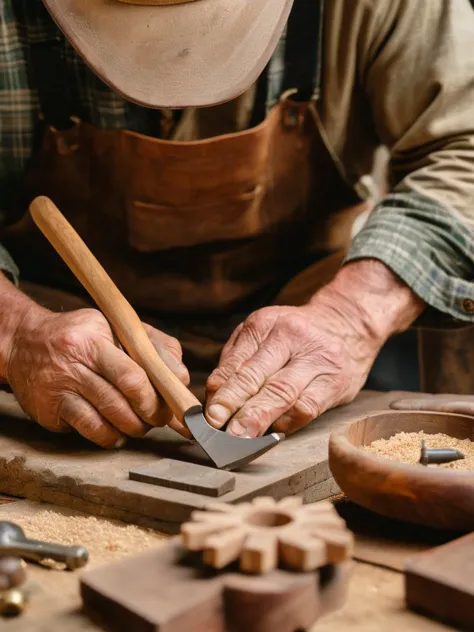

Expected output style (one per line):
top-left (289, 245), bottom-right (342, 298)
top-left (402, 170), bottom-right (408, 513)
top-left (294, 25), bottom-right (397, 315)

top-left (42, 0), bottom-right (293, 108)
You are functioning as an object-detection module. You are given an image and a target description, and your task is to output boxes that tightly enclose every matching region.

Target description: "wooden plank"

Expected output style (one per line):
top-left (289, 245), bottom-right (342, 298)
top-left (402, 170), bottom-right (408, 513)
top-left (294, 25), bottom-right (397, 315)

top-left (129, 459), bottom-right (235, 497)
top-left (80, 539), bottom-right (350, 632)
top-left (405, 532), bottom-right (474, 629)
top-left (0, 500), bottom-right (451, 632)
top-left (0, 391), bottom-right (412, 533)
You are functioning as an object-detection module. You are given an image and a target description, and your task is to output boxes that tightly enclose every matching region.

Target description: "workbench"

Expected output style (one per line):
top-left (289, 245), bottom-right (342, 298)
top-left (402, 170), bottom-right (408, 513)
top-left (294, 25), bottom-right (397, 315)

top-left (0, 495), bottom-right (456, 632)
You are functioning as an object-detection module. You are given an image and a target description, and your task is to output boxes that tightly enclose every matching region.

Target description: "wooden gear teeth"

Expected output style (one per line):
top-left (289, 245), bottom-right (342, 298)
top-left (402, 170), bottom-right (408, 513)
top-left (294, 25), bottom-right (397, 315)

top-left (181, 497), bottom-right (353, 574)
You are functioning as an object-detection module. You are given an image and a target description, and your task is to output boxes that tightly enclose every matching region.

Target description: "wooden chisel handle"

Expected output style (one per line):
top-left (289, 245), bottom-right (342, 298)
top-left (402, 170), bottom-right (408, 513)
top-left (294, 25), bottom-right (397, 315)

top-left (29, 196), bottom-right (200, 422)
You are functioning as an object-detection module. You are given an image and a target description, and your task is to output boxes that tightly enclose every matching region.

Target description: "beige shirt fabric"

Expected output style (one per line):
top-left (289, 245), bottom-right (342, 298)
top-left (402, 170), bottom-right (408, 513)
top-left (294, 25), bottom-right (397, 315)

top-left (176, 0), bottom-right (474, 230)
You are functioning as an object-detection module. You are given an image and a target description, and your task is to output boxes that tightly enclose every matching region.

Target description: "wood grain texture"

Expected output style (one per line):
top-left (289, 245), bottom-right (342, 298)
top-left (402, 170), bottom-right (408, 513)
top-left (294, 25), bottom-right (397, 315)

top-left (329, 410), bottom-right (474, 531)
top-left (182, 497), bottom-right (353, 573)
top-left (129, 459), bottom-right (235, 497)
top-left (81, 538), bottom-right (351, 632)
top-left (0, 391), bottom-right (403, 533)
top-left (405, 533), bottom-right (474, 629)
top-left (0, 500), bottom-right (450, 632)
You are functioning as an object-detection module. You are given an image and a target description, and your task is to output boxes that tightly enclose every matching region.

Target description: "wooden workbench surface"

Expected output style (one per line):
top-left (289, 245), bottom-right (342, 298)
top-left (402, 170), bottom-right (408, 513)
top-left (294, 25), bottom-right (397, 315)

top-left (0, 498), bottom-right (454, 632)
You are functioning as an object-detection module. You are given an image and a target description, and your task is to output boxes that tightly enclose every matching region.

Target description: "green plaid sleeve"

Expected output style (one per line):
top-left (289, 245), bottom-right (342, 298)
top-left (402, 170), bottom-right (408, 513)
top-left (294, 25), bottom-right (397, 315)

top-left (0, 244), bottom-right (19, 285)
top-left (345, 192), bottom-right (474, 321)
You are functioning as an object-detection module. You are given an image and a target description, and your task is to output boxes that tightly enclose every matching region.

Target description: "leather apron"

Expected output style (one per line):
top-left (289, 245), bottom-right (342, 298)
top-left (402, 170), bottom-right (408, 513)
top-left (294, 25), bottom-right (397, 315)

top-left (1, 0), bottom-right (370, 397)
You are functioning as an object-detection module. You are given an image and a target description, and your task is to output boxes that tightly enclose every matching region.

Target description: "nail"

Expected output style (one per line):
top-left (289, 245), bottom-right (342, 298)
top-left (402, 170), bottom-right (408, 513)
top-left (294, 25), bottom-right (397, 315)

top-left (228, 420), bottom-right (252, 438)
top-left (419, 440), bottom-right (464, 465)
top-left (207, 404), bottom-right (230, 427)
top-left (114, 437), bottom-right (127, 449)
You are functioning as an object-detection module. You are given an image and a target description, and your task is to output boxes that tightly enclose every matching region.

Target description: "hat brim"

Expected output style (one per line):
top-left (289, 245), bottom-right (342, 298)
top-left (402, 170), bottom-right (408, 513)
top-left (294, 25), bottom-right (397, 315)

top-left (42, 0), bottom-right (293, 109)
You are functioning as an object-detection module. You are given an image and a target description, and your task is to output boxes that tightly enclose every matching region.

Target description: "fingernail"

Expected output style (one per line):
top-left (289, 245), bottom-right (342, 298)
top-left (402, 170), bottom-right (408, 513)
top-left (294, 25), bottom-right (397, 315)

top-left (207, 404), bottom-right (230, 427)
top-left (114, 437), bottom-right (127, 449)
top-left (228, 420), bottom-right (252, 438)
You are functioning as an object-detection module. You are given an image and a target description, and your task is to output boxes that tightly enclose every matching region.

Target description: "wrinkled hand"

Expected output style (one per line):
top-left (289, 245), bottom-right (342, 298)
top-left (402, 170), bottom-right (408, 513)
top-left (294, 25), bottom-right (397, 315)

top-left (5, 307), bottom-right (190, 447)
top-left (205, 304), bottom-right (378, 437)
top-left (206, 260), bottom-right (425, 437)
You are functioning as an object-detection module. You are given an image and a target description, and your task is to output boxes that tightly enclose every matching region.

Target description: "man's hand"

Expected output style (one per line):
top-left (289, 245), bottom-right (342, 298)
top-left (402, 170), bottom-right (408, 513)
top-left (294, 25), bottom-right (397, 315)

top-left (206, 260), bottom-right (425, 437)
top-left (0, 275), bottom-right (189, 447)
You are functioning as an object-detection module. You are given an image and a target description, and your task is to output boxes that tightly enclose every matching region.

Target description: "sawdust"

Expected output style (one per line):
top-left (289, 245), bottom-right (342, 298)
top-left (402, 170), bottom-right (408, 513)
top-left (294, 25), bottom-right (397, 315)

top-left (1, 509), bottom-right (168, 566)
top-left (40, 559), bottom-right (67, 571)
top-left (365, 431), bottom-right (474, 470)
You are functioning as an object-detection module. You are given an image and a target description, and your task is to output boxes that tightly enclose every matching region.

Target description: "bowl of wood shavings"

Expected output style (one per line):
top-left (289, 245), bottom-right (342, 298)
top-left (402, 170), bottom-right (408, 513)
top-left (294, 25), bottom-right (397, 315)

top-left (328, 411), bottom-right (474, 531)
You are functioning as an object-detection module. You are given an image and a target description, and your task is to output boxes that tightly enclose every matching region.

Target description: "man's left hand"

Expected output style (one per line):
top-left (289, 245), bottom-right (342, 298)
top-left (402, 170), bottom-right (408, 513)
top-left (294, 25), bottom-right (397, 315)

top-left (205, 260), bottom-right (425, 437)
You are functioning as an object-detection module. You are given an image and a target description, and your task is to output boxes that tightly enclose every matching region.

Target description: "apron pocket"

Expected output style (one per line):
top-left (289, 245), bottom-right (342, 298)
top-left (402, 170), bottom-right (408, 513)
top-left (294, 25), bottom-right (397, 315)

top-left (127, 185), bottom-right (265, 251)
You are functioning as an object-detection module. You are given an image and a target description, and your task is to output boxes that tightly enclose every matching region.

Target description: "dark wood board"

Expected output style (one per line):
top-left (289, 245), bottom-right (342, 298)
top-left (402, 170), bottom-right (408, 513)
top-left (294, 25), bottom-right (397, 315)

top-left (129, 458), bottom-right (236, 497)
top-left (0, 500), bottom-right (454, 632)
top-left (81, 538), bottom-right (351, 632)
top-left (405, 532), bottom-right (474, 629)
top-left (0, 390), bottom-right (414, 533)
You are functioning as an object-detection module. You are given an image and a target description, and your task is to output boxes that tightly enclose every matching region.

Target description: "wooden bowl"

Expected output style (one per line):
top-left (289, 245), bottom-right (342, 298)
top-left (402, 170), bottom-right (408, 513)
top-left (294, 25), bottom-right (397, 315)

top-left (329, 411), bottom-right (474, 532)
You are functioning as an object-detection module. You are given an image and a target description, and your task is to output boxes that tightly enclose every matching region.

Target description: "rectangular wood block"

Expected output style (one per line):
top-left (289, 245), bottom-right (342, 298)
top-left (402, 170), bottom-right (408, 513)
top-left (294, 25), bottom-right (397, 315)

top-left (81, 539), bottom-right (350, 632)
top-left (129, 459), bottom-right (235, 497)
top-left (405, 532), bottom-right (474, 629)
top-left (0, 390), bottom-right (407, 532)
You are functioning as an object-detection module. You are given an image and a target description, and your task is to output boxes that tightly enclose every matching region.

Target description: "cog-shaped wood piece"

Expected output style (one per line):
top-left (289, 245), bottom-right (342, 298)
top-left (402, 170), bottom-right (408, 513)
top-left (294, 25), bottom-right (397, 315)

top-left (181, 497), bottom-right (353, 574)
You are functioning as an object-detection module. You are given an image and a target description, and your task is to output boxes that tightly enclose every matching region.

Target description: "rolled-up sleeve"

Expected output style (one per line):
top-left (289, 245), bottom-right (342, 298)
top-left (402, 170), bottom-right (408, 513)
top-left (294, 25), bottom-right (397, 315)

top-left (345, 0), bottom-right (474, 321)
top-left (0, 243), bottom-right (19, 285)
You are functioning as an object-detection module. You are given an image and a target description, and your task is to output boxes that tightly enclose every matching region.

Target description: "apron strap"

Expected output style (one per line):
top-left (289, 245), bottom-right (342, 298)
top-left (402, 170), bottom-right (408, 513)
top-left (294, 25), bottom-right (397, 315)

top-left (282, 0), bottom-right (324, 101)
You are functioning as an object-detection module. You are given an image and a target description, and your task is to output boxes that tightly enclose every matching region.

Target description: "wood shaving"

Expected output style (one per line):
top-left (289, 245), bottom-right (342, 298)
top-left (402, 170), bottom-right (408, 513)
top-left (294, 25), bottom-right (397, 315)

top-left (365, 431), bottom-right (474, 469)
top-left (1, 510), bottom-right (168, 567)
top-left (39, 559), bottom-right (66, 571)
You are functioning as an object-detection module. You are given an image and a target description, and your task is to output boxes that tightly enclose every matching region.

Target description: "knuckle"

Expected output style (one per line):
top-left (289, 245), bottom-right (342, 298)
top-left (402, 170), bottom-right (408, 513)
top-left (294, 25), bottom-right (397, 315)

top-left (58, 396), bottom-right (117, 447)
top-left (244, 310), bottom-right (269, 337)
top-left (97, 394), bottom-right (132, 424)
top-left (279, 314), bottom-right (308, 338)
top-left (245, 310), bottom-right (264, 328)
top-left (293, 395), bottom-right (321, 422)
top-left (234, 364), bottom-right (262, 394)
top-left (264, 378), bottom-right (299, 405)
top-left (80, 308), bottom-right (105, 324)
top-left (328, 339), bottom-right (346, 364)
top-left (164, 336), bottom-right (182, 355)
top-left (245, 417), bottom-right (267, 437)
top-left (54, 327), bottom-right (85, 354)
top-left (116, 367), bottom-right (149, 398)
top-left (207, 366), bottom-right (231, 389)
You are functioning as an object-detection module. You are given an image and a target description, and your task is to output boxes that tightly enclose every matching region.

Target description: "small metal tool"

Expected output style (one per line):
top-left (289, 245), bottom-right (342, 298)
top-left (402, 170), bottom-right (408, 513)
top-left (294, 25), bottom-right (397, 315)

top-left (419, 440), bottom-right (465, 466)
top-left (30, 197), bottom-right (283, 470)
top-left (0, 557), bottom-right (27, 617)
top-left (0, 557), bottom-right (26, 592)
top-left (0, 589), bottom-right (26, 616)
top-left (0, 522), bottom-right (88, 570)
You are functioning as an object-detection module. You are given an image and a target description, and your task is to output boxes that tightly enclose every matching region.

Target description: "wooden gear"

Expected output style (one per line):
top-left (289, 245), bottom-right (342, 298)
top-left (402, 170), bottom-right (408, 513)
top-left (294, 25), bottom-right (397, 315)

top-left (181, 497), bottom-right (353, 573)
top-left (81, 496), bottom-right (353, 632)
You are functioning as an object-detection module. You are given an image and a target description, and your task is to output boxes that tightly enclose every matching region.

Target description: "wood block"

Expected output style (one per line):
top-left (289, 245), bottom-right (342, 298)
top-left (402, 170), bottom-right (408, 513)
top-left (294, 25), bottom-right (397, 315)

top-left (129, 459), bottom-right (235, 497)
top-left (81, 539), bottom-right (351, 632)
top-left (405, 532), bottom-right (474, 629)
top-left (0, 391), bottom-right (410, 532)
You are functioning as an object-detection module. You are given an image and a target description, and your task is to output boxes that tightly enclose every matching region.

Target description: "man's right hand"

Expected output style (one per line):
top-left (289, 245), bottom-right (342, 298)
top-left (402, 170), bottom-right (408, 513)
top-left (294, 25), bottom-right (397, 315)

top-left (1, 287), bottom-right (189, 447)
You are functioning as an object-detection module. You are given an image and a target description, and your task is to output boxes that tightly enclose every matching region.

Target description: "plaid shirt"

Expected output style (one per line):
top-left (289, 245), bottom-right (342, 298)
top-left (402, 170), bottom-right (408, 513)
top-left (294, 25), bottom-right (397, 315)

top-left (0, 0), bottom-right (473, 323)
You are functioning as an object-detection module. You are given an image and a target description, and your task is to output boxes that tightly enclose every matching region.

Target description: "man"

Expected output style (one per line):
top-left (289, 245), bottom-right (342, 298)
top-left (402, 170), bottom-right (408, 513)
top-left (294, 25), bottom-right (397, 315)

top-left (0, 0), bottom-right (473, 447)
